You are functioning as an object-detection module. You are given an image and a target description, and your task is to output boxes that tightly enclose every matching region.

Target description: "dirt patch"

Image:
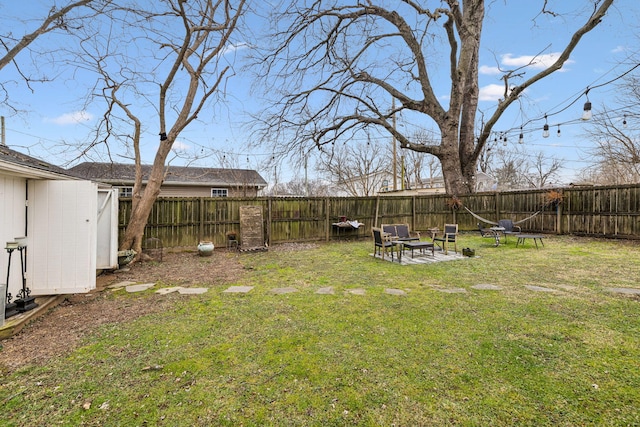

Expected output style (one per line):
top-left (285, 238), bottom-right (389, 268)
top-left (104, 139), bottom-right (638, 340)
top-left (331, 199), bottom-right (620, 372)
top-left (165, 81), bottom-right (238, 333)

top-left (0, 249), bottom-right (247, 374)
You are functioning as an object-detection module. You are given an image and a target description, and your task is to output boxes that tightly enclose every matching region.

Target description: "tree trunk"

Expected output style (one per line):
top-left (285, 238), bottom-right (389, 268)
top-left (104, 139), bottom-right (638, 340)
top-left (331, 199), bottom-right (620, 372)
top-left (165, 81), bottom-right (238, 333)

top-left (440, 121), bottom-right (479, 195)
top-left (119, 141), bottom-right (173, 254)
top-left (441, 154), bottom-right (465, 195)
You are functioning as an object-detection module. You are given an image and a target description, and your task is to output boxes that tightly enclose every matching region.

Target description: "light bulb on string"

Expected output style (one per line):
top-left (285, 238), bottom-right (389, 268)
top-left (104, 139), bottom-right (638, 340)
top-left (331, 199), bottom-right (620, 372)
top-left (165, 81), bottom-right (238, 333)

top-left (543, 115), bottom-right (550, 138)
top-left (518, 128), bottom-right (524, 144)
top-left (623, 115), bottom-right (628, 128)
top-left (582, 101), bottom-right (592, 120)
top-left (557, 125), bottom-right (561, 137)
top-left (582, 90), bottom-right (592, 120)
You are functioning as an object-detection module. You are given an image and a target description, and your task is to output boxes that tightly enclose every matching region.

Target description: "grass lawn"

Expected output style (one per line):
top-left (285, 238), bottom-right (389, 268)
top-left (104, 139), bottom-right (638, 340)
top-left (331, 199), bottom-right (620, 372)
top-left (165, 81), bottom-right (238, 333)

top-left (1, 234), bottom-right (640, 426)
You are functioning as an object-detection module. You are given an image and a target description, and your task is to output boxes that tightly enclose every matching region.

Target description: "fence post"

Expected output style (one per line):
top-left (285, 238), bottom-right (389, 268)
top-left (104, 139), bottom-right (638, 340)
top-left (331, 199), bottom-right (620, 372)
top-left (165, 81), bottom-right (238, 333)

top-left (325, 198), bottom-right (330, 241)
top-left (412, 195), bottom-right (416, 231)
top-left (199, 197), bottom-right (205, 241)
top-left (556, 190), bottom-right (563, 234)
top-left (267, 198), bottom-right (272, 246)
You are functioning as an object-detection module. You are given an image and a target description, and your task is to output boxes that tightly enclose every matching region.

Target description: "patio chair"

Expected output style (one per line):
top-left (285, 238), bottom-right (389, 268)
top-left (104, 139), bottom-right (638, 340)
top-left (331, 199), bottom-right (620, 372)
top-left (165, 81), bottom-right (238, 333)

top-left (395, 224), bottom-right (420, 241)
top-left (382, 224), bottom-right (420, 242)
top-left (433, 223), bottom-right (459, 254)
top-left (498, 219), bottom-right (522, 242)
top-left (382, 224), bottom-right (398, 239)
top-left (372, 227), bottom-right (395, 261)
top-left (478, 223), bottom-right (499, 246)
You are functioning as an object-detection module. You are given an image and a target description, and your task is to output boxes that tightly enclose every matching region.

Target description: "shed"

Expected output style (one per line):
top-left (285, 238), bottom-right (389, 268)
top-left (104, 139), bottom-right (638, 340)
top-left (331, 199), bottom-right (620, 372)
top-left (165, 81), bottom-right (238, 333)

top-left (1, 146), bottom-right (118, 325)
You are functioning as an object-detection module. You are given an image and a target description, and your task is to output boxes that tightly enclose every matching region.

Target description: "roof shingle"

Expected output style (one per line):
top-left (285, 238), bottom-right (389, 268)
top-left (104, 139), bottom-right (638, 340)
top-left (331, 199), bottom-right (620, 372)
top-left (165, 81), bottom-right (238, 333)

top-left (67, 162), bottom-right (267, 187)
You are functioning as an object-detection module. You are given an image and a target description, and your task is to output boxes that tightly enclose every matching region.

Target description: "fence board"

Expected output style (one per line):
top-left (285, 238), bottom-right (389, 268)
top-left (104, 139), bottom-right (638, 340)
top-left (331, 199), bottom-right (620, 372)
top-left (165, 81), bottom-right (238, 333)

top-left (118, 184), bottom-right (640, 249)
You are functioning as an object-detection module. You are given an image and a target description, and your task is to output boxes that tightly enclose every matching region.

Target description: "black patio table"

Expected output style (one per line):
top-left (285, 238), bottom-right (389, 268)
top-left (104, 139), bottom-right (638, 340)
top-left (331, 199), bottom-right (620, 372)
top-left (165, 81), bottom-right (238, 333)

top-left (515, 234), bottom-right (545, 249)
top-left (393, 240), bottom-right (435, 262)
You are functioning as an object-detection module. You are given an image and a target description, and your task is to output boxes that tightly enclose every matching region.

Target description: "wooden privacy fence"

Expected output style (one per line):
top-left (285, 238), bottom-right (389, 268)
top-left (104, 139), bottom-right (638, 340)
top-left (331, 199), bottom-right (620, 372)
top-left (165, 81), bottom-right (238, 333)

top-left (118, 184), bottom-right (640, 249)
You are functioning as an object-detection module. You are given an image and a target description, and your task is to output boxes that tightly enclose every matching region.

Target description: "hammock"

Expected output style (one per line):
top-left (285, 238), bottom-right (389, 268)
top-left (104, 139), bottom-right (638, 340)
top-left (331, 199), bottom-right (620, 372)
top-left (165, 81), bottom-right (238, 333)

top-left (464, 207), bottom-right (498, 225)
top-left (463, 206), bottom-right (542, 226)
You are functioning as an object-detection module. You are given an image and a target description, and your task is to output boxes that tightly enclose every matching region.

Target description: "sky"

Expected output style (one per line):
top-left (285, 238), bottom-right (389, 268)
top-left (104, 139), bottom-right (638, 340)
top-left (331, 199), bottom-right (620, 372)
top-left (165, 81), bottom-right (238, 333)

top-left (1, 0), bottom-right (639, 185)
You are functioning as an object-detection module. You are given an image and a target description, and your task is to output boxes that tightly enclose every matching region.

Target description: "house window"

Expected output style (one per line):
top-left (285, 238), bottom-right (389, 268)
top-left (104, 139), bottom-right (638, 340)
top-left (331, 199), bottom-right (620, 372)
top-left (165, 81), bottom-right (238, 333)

top-left (211, 188), bottom-right (228, 197)
top-left (118, 187), bottom-right (133, 197)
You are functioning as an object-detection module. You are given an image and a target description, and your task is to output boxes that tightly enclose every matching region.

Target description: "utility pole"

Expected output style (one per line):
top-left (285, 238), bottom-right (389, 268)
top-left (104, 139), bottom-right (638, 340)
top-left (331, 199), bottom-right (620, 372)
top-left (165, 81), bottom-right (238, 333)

top-left (401, 154), bottom-right (405, 190)
top-left (392, 99), bottom-right (397, 191)
top-left (1, 116), bottom-right (5, 146)
top-left (304, 155), bottom-right (308, 197)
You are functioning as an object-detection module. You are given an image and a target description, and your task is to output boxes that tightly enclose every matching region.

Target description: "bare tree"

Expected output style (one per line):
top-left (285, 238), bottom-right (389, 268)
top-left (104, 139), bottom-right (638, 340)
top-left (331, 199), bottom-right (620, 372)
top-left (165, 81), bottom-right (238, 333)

top-left (255, 0), bottom-right (614, 195)
top-left (582, 88), bottom-right (640, 184)
top-left (0, 1), bottom-right (103, 71)
top-left (401, 130), bottom-right (441, 189)
top-left (488, 146), bottom-right (562, 190)
top-left (578, 158), bottom-right (640, 185)
top-left (67, 0), bottom-right (247, 256)
top-left (523, 152), bottom-right (563, 188)
top-left (266, 179), bottom-right (332, 197)
top-left (490, 148), bottom-right (528, 190)
top-left (0, 1), bottom-right (108, 109)
top-left (316, 142), bottom-right (388, 197)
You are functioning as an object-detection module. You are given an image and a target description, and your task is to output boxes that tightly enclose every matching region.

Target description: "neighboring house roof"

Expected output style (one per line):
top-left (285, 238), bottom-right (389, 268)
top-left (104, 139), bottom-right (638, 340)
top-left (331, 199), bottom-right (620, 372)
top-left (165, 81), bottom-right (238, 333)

top-left (0, 145), bottom-right (73, 179)
top-left (67, 162), bottom-right (267, 188)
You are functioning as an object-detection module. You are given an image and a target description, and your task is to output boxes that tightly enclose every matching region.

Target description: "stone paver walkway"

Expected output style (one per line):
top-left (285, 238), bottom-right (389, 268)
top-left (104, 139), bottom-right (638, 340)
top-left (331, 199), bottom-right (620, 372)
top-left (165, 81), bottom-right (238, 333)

top-left (472, 284), bottom-right (502, 290)
top-left (385, 288), bottom-right (407, 296)
top-left (178, 288), bottom-right (208, 295)
top-left (606, 287), bottom-right (640, 295)
top-left (114, 280), bottom-right (640, 300)
top-left (155, 287), bottom-right (182, 295)
top-left (125, 283), bottom-right (155, 293)
top-left (223, 286), bottom-right (254, 293)
top-left (271, 287), bottom-right (298, 294)
top-left (437, 288), bottom-right (467, 294)
top-left (524, 285), bottom-right (557, 292)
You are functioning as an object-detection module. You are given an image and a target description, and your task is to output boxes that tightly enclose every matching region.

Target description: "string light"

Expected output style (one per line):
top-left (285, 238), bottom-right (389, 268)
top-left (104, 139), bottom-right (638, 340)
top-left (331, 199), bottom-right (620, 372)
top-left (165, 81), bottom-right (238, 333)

top-left (623, 115), bottom-right (627, 128)
top-left (582, 90), bottom-right (592, 120)
top-left (557, 124), bottom-right (561, 137)
top-left (582, 101), bottom-right (592, 120)
top-left (494, 64), bottom-right (640, 141)
top-left (518, 127), bottom-right (524, 144)
top-left (543, 115), bottom-right (550, 138)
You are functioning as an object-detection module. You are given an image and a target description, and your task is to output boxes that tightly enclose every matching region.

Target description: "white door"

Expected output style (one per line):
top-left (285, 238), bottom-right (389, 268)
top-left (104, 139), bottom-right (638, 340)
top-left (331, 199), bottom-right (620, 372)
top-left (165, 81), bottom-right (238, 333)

top-left (27, 180), bottom-right (97, 295)
top-left (96, 188), bottom-right (119, 270)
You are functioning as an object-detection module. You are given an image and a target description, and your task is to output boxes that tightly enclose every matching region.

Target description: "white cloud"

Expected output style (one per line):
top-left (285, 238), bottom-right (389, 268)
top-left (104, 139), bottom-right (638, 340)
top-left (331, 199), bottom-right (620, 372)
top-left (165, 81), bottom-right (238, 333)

top-left (479, 83), bottom-right (529, 102)
top-left (219, 42), bottom-right (249, 57)
top-left (479, 84), bottom-right (505, 101)
top-left (479, 65), bottom-right (501, 75)
top-left (45, 111), bottom-right (93, 125)
top-left (612, 45), bottom-right (627, 54)
top-left (171, 140), bottom-right (190, 152)
top-left (501, 52), bottom-right (573, 71)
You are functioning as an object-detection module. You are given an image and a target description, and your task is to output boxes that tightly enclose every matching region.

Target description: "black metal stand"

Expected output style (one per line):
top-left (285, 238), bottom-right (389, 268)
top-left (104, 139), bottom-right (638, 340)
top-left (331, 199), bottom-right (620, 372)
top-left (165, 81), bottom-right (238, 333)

top-left (4, 244), bottom-right (37, 318)
top-left (4, 247), bottom-right (19, 318)
top-left (13, 246), bottom-right (37, 313)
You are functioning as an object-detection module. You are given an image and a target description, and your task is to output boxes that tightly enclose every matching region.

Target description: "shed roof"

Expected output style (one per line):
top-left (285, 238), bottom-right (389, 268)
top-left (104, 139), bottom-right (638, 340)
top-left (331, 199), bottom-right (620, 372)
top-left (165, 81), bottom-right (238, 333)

top-left (67, 162), bottom-right (267, 188)
top-left (0, 145), bottom-right (72, 179)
